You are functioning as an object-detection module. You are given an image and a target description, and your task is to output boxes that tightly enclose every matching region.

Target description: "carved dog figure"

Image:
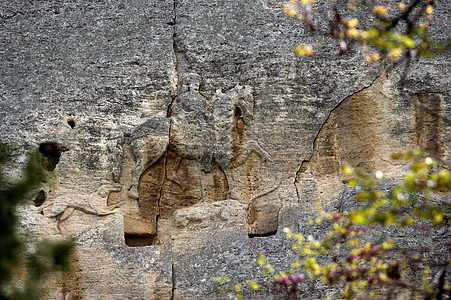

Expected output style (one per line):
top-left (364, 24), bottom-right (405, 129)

top-left (39, 187), bottom-right (119, 231)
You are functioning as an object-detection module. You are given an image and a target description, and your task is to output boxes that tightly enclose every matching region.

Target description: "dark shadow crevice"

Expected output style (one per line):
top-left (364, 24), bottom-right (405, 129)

top-left (248, 230), bottom-right (277, 238)
top-left (124, 233), bottom-right (155, 247)
top-left (39, 142), bottom-right (67, 171)
top-left (67, 120), bottom-right (76, 129)
top-left (34, 190), bottom-right (46, 207)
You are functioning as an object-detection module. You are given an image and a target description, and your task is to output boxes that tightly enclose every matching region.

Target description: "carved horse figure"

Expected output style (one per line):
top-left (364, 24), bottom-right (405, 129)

top-left (128, 74), bottom-right (272, 201)
top-left (128, 117), bottom-right (171, 200)
top-left (128, 74), bottom-right (214, 200)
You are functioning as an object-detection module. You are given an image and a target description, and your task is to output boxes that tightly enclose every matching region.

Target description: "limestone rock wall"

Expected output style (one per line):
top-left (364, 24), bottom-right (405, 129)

top-left (1, 0), bottom-right (450, 299)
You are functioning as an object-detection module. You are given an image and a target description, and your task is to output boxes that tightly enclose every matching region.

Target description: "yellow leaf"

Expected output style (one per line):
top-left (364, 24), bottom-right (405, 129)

top-left (286, 7), bottom-right (296, 17)
top-left (388, 48), bottom-right (402, 60)
top-left (379, 273), bottom-right (388, 282)
top-left (374, 5), bottom-right (388, 15)
top-left (283, 227), bottom-right (294, 238)
top-left (295, 44), bottom-right (313, 57)
top-left (351, 211), bottom-right (367, 224)
top-left (426, 5), bottom-right (433, 14)
top-left (433, 212), bottom-right (443, 224)
top-left (247, 281), bottom-right (259, 291)
top-left (234, 283), bottom-right (241, 292)
top-left (382, 240), bottom-right (395, 249)
top-left (348, 18), bottom-right (358, 28)
top-left (372, 52), bottom-right (380, 62)
top-left (397, 3), bottom-right (405, 10)
top-left (347, 28), bottom-right (359, 37)
top-left (343, 165), bottom-right (354, 175)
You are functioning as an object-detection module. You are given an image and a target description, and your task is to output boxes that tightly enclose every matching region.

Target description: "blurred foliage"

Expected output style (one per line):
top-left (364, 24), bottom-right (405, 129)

top-left (0, 144), bottom-right (75, 299)
top-left (212, 151), bottom-right (450, 299)
top-left (282, 0), bottom-right (446, 63)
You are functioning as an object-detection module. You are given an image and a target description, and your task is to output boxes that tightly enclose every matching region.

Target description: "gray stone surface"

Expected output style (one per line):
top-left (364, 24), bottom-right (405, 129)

top-left (0, 0), bottom-right (175, 190)
top-left (1, 0), bottom-right (450, 299)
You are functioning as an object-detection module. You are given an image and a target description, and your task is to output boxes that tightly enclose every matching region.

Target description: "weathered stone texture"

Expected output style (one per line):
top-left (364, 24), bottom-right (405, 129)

top-left (0, 0), bottom-right (175, 190)
top-left (1, 0), bottom-right (450, 299)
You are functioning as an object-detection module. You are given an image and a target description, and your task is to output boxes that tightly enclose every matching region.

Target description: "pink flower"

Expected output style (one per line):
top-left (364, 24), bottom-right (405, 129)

top-left (400, 281), bottom-right (408, 288)
top-left (275, 276), bottom-right (290, 286)
top-left (347, 254), bottom-right (358, 263)
top-left (289, 274), bottom-right (305, 283)
top-left (369, 246), bottom-right (377, 256)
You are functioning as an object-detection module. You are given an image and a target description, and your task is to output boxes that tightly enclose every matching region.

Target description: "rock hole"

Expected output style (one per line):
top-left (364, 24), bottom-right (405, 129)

top-left (124, 233), bottom-right (155, 247)
top-left (39, 142), bottom-right (67, 171)
top-left (234, 106), bottom-right (242, 119)
top-left (167, 21), bottom-right (176, 26)
top-left (34, 190), bottom-right (46, 207)
top-left (248, 230), bottom-right (277, 238)
top-left (67, 120), bottom-right (75, 129)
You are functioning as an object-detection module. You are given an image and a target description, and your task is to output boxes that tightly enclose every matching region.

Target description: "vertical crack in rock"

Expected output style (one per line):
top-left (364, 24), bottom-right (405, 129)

top-left (170, 263), bottom-right (175, 300)
top-left (294, 75), bottom-right (381, 202)
top-left (155, 151), bottom-right (168, 241)
top-left (168, 0), bottom-right (179, 111)
top-left (168, 1), bottom-right (178, 296)
top-left (293, 105), bottom-right (341, 203)
top-left (169, 0), bottom-right (189, 84)
top-left (167, 95), bottom-right (176, 118)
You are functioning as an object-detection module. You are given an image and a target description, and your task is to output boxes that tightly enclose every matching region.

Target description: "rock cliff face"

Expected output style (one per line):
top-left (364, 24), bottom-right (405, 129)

top-left (1, 0), bottom-right (450, 299)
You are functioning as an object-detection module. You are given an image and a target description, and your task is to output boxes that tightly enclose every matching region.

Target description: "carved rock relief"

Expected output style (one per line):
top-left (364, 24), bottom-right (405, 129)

top-left (295, 76), bottom-right (446, 206)
top-left (39, 184), bottom-right (120, 232)
top-left (109, 74), bottom-right (279, 245)
top-left (38, 77), bottom-right (445, 243)
top-left (33, 140), bottom-right (121, 233)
